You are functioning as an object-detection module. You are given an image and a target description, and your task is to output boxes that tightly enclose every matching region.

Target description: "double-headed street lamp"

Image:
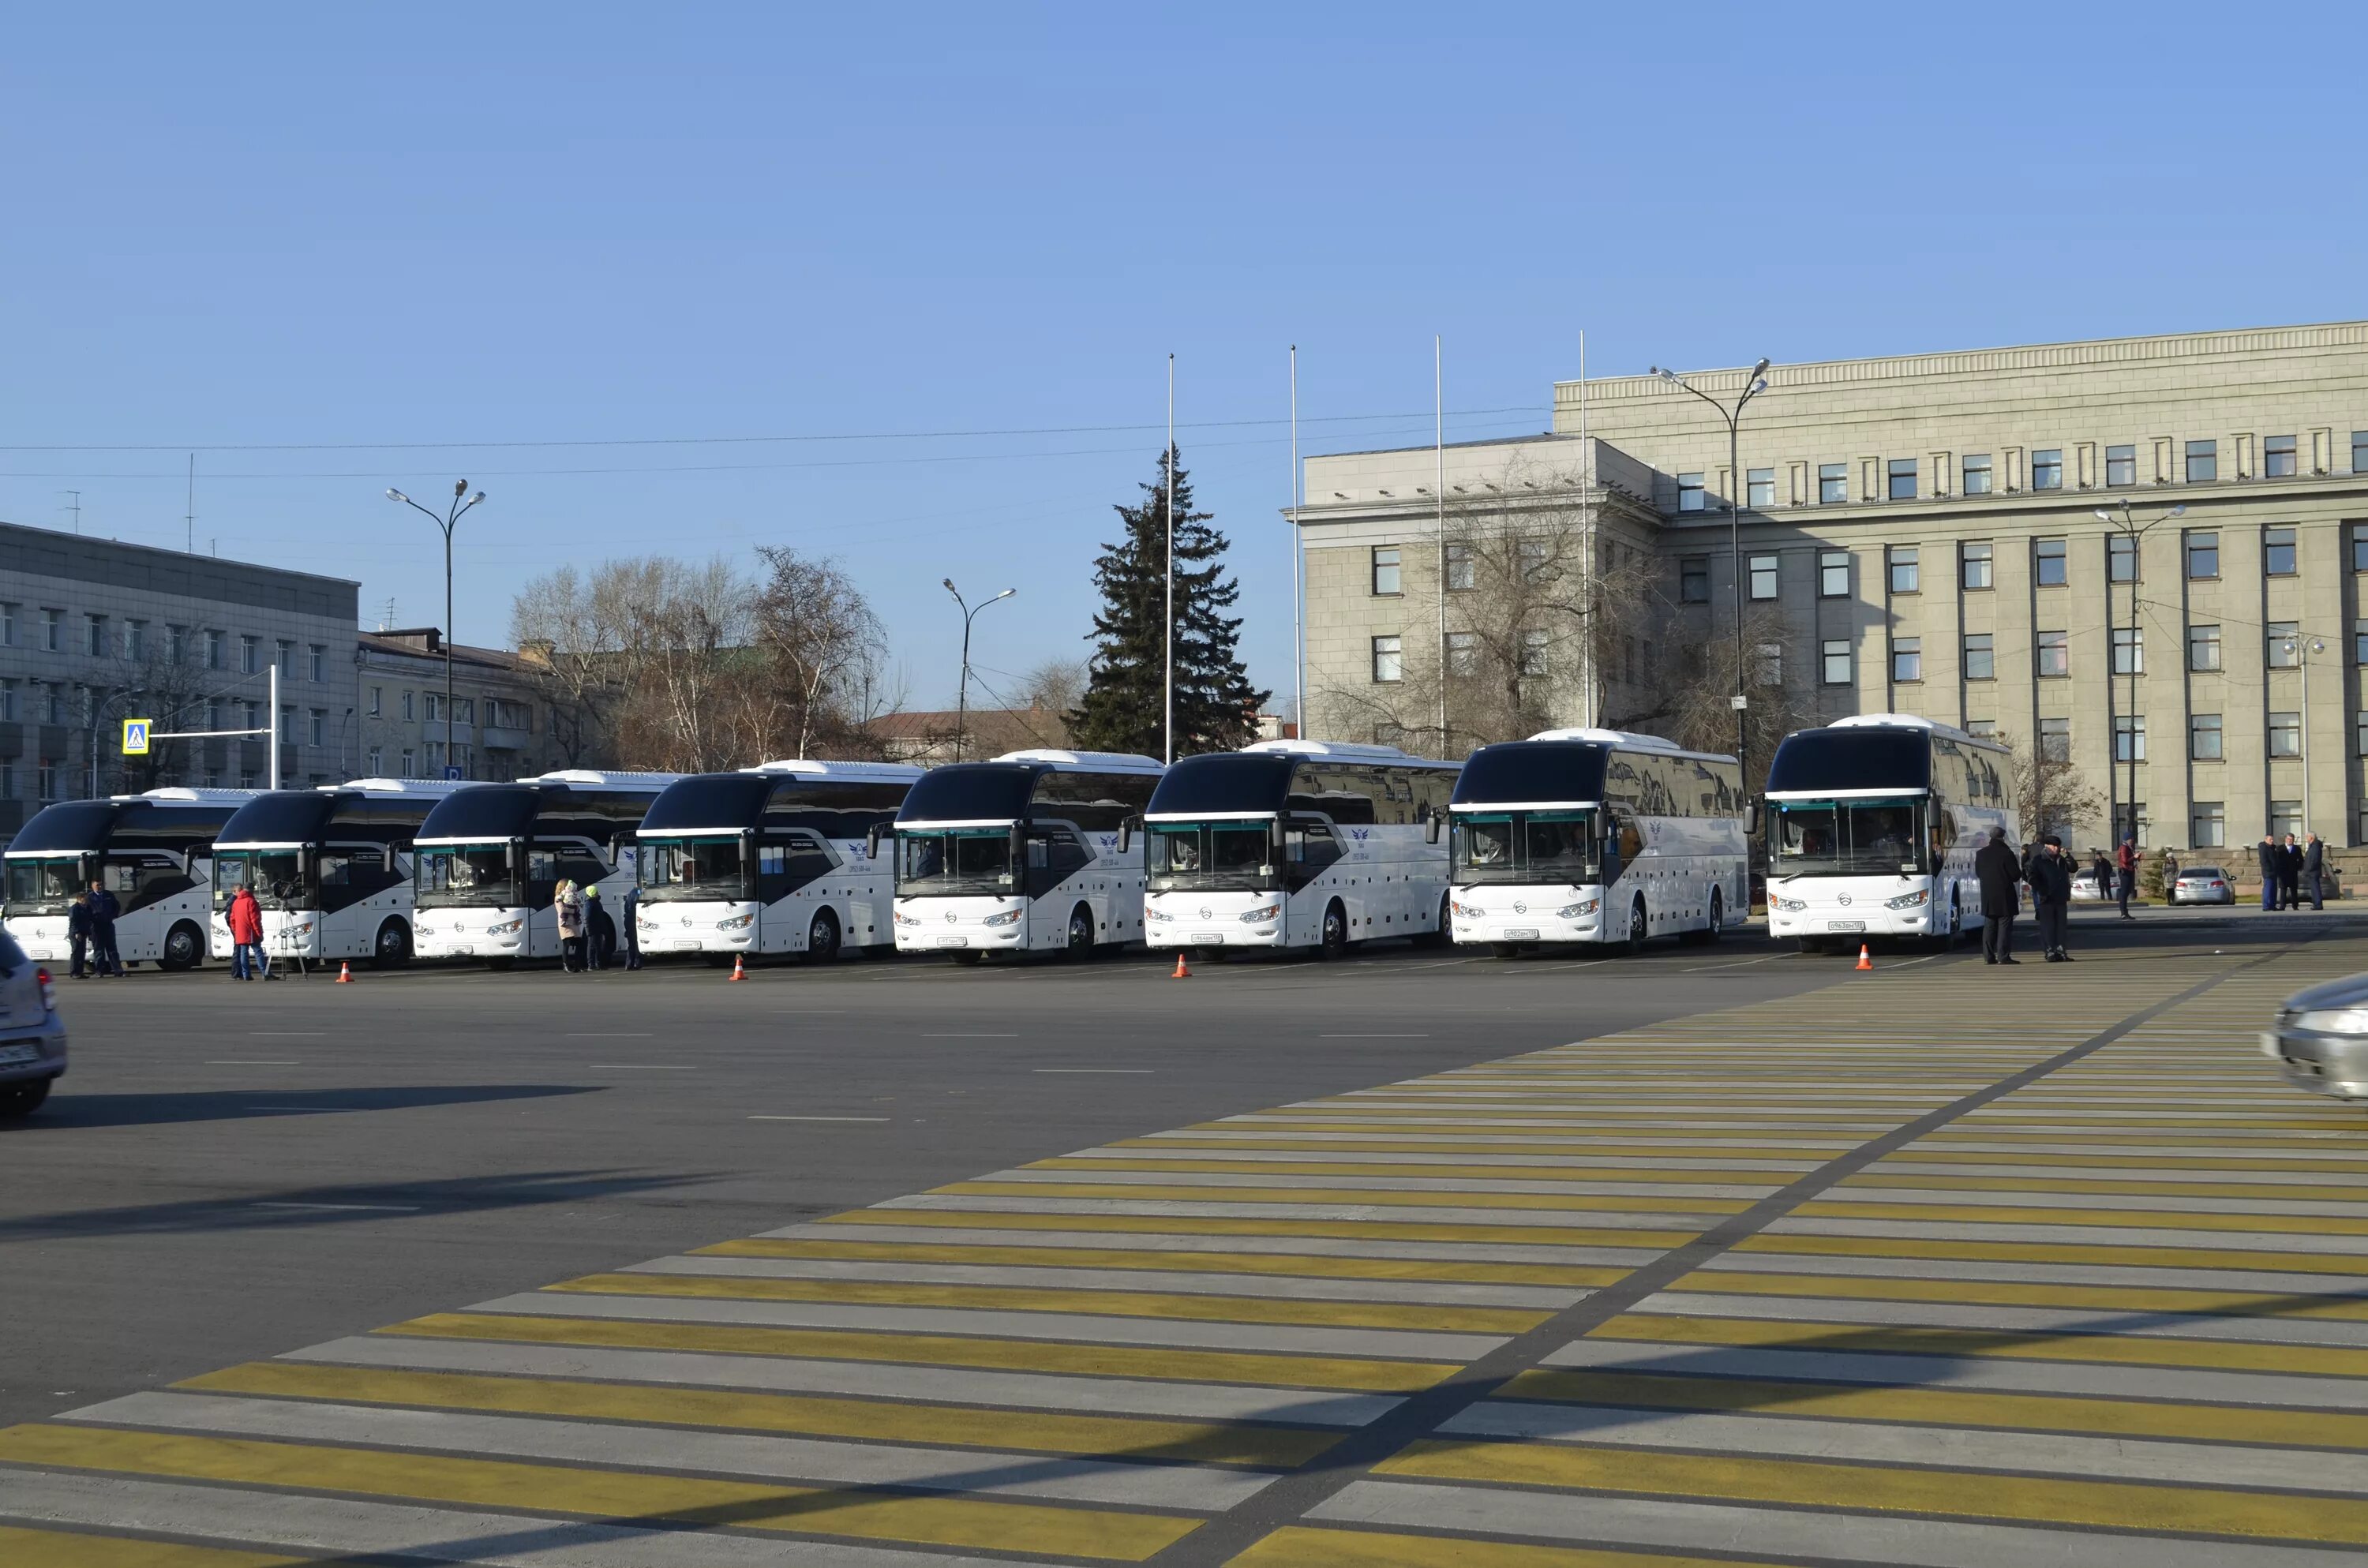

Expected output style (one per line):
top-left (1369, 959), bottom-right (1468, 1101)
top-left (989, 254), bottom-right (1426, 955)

top-left (944, 578), bottom-right (1015, 763)
top-left (2095, 500), bottom-right (2186, 844)
top-left (388, 481), bottom-right (487, 780)
top-left (2279, 631), bottom-right (2328, 834)
top-left (1650, 358), bottom-right (1771, 778)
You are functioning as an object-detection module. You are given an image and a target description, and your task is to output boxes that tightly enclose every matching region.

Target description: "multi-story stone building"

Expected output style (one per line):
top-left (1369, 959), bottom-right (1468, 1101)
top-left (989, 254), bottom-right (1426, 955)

top-left (355, 629), bottom-right (568, 782)
top-left (0, 522), bottom-right (360, 835)
top-left (1297, 320), bottom-right (2368, 852)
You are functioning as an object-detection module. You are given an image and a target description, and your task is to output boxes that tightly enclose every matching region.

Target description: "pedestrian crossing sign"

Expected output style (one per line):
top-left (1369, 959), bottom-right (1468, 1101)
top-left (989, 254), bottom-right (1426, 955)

top-left (122, 719), bottom-right (152, 755)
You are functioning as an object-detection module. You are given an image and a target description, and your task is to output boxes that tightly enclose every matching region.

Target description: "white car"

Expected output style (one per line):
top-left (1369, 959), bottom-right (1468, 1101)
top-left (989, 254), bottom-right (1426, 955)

top-left (2169, 865), bottom-right (2235, 905)
top-left (2070, 867), bottom-right (2106, 901)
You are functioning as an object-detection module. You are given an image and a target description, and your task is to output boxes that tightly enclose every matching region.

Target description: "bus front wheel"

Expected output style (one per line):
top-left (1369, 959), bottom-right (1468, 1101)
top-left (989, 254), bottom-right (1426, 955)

top-left (159, 921), bottom-right (205, 971)
top-left (1613, 899), bottom-right (1646, 954)
top-left (805, 909), bottom-right (841, 965)
top-left (1317, 901), bottom-right (1349, 960)
top-left (372, 919), bottom-right (412, 970)
top-left (1062, 905), bottom-right (1094, 961)
top-left (1416, 893), bottom-right (1452, 949)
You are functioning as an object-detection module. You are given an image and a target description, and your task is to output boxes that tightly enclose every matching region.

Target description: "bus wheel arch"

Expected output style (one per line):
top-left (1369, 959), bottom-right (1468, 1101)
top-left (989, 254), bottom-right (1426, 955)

top-left (804, 907), bottom-right (841, 964)
top-left (159, 920), bottom-right (206, 971)
top-left (1063, 904), bottom-right (1094, 960)
top-left (1616, 896), bottom-right (1647, 953)
top-left (1317, 900), bottom-right (1350, 960)
top-left (372, 918), bottom-right (413, 970)
top-left (1417, 892), bottom-right (1452, 949)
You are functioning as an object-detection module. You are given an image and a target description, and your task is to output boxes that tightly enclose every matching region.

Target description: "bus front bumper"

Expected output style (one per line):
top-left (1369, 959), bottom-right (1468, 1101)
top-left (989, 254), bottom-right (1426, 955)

top-left (415, 907), bottom-right (530, 959)
top-left (1450, 889), bottom-right (1601, 945)
top-left (1769, 900), bottom-right (1939, 939)
top-left (639, 901), bottom-right (759, 954)
top-left (3, 916), bottom-right (72, 963)
top-left (894, 897), bottom-right (1027, 952)
top-left (1143, 893), bottom-right (1284, 949)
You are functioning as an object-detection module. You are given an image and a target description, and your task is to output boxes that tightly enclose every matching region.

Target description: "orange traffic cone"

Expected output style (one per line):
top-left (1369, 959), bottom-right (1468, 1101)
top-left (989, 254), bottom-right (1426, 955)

top-left (1855, 944), bottom-right (1873, 971)
top-left (335, 960), bottom-right (353, 983)
top-left (1171, 952), bottom-right (1191, 979)
top-left (729, 953), bottom-right (746, 981)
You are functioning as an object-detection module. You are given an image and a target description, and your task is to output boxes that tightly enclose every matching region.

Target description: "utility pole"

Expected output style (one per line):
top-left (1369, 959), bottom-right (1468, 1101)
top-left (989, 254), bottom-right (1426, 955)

top-left (1650, 357), bottom-right (1772, 780)
top-left (388, 481), bottom-right (487, 780)
top-left (1165, 354), bottom-right (1175, 765)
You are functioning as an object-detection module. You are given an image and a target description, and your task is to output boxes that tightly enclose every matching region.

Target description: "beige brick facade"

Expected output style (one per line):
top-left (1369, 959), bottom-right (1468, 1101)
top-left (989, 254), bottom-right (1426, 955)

top-left (1297, 320), bottom-right (2368, 852)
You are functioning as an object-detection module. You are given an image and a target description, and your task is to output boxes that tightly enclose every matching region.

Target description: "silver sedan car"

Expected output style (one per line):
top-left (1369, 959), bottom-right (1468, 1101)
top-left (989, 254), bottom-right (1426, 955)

top-left (0, 925), bottom-right (67, 1117)
top-left (2169, 866), bottom-right (2235, 904)
top-left (2265, 972), bottom-right (2368, 1101)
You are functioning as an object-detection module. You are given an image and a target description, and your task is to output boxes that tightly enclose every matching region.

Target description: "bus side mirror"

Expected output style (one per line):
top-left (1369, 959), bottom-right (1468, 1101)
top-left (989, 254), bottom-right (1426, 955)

top-left (1116, 818), bottom-right (1136, 855)
top-left (1426, 814), bottom-right (1442, 846)
top-left (867, 825), bottom-right (886, 859)
top-left (1010, 821), bottom-right (1028, 870)
top-left (1744, 802), bottom-right (1760, 835)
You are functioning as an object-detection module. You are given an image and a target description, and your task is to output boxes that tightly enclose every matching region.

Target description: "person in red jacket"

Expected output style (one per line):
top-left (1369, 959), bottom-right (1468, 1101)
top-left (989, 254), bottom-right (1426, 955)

top-left (227, 885), bottom-right (266, 981)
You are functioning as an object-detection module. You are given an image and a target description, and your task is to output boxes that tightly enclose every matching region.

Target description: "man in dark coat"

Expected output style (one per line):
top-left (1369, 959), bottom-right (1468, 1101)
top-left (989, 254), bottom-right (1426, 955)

top-left (2257, 836), bottom-right (2280, 911)
top-left (1973, 829), bottom-right (2021, 965)
top-left (66, 892), bottom-right (94, 979)
top-left (2280, 834), bottom-right (2304, 910)
top-left (2029, 834), bottom-right (2075, 961)
top-left (2305, 833), bottom-right (2328, 910)
top-left (87, 879), bottom-right (123, 977)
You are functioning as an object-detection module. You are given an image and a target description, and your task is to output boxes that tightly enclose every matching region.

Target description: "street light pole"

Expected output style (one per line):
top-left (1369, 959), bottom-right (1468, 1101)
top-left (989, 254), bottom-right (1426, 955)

top-left (388, 482), bottom-right (486, 780)
top-left (2281, 633), bottom-right (2325, 832)
top-left (2096, 500), bottom-right (2186, 845)
top-left (1650, 358), bottom-right (1770, 777)
top-left (943, 580), bottom-right (1016, 763)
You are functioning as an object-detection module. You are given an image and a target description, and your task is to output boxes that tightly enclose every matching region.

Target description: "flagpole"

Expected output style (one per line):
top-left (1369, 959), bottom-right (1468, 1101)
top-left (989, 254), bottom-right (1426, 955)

top-left (1165, 353), bottom-right (1175, 765)
top-left (1290, 344), bottom-right (1303, 740)
top-left (1434, 335), bottom-right (1447, 753)
top-left (1579, 327), bottom-right (1592, 729)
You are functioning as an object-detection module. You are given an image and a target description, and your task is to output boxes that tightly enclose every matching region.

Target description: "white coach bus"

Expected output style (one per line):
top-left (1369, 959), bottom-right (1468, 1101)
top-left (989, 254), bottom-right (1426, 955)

top-left (886, 750), bottom-right (1163, 964)
top-left (1765, 713), bottom-right (2016, 952)
top-left (1133, 740), bottom-right (1461, 958)
top-left (208, 778), bottom-right (473, 969)
top-left (412, 770), bottom-right (683, 965)
top-left (3, 788), bottom-right (257, 971)
top-left (636, 759), bottom-right (920, 964)
top-left (1446, 728), bottom-right (1748, 956)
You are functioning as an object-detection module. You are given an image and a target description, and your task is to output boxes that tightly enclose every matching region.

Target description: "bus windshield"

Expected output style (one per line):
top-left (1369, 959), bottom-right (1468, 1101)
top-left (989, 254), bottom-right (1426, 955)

top-left (1453, 810), bottom-right (1595, 884)
top-left (1147, 821), bottom-right (1276, 892)
top-left (897, 828), bottom-right (1015, 896)
top-left (4, 855), bottom-right (88, 913)
top-left (416, 843), bottom-right (516, 906)
top-left (1771, 798), bottom-right (1928, 878)
top-left (640, 836), bottom-right (749, 902)
top-left (213, 848), bottom-right (309, 910)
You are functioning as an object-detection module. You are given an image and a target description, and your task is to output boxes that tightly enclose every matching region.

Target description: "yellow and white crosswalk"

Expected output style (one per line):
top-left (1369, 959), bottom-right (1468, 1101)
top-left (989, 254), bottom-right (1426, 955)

top-left (6, 932), bottom-right (2367, 1565)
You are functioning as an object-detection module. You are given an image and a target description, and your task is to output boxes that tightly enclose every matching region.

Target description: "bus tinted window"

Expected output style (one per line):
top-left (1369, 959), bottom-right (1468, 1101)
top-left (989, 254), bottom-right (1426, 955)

top-left (1031, 769), bottom-right (1157, 832)
top-left (1765, 729), bottom-right (1931, 795)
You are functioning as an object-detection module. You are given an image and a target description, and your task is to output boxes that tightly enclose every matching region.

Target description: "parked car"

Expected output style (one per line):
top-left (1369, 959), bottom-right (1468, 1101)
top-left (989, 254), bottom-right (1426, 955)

top-left (2169, 866), bottom-right (2235, 905)
top-left (2070, 867), bottom-right (2105, 901)
top-left (0, 925), bottom-right (65, 1117)
top-left (2265, 973), bottom-right (2368, 1100)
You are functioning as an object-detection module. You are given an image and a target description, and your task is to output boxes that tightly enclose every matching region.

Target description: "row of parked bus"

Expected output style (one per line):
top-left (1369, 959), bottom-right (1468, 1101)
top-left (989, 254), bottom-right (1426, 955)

top-left (0, 714), bottom-right (2018, 972)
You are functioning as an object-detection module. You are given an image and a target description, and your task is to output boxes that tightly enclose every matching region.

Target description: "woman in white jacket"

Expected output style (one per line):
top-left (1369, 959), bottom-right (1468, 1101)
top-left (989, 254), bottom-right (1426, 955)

top-left (554, 878), bottom-right (586, 971)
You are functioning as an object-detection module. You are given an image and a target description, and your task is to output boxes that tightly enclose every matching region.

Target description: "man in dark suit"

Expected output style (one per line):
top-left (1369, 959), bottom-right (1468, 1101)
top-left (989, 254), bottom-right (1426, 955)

top-left (2257, 836), bottom-right (2280, 911)
top-left (2029, 835), bottom-right (2075, 961)
top-left (2280, 833), bottom-right (2305, 910)
top-left (2305, 833), bottom-right (2328, 910)
top-left (1974, 829), bottom-right (2021, 965)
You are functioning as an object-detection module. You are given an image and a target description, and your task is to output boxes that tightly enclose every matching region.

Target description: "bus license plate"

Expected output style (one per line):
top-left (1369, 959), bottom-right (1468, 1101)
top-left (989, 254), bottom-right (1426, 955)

top-left (1191, 933), bottom-right (1224, 945)
top-left (1827, 919), bottom-right (1865, 933)
top-left (935, 936), bottom-right (968, 948)
top-left (1502, 928), bottom-right (1539, 941)
top-left (0, 1044), bottom-right (39, 1067)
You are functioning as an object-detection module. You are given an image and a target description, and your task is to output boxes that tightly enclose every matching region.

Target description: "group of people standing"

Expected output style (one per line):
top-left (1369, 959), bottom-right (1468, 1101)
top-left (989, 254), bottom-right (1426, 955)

top-left (2257, 832), bottom-right (2329, 911)
top-left (64, 881), bottom-right (122, 979)
top-left (553, 880), bottom-right (642, 971)
top-left (1976, 831), bottom-right (2079, 964)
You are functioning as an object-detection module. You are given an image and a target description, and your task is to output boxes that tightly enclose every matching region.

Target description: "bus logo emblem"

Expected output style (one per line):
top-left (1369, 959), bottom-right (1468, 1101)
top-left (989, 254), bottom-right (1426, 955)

top-left (1513, 902), bottom-right (1527, 914)
top-left (946, 911), bottom-right (957, 924)
top-left (1200, 907), bottom-right (1212, 921)
top-left (1836, 893), bottom-right (1852, 906)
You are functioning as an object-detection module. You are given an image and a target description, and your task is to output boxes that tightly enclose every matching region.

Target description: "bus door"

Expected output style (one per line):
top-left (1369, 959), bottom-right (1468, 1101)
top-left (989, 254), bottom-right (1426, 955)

top-left (1283, 817), bottom-right (1345, 940)
top-left (1024, 825), bottom-right (1092, 944)
top-left (755, 832), bottom-right (837, 947)
top-left (101, 851), bottom-right (193, 960)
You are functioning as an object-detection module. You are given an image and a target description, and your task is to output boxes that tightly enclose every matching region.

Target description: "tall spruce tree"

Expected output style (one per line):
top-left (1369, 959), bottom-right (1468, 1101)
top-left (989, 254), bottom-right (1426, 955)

top-left (1069, 446), bottom-right (1266, 757)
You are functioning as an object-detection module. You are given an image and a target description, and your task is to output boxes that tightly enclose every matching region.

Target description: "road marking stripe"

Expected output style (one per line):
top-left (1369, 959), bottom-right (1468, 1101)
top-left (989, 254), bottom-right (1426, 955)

top-left (1030, 1158), bottom-right (1793, 1185)
top-left (0, 1523), bottom-right (309, 1568)
top-left (177, 1360), bottom-right (1339, 1469)
top-left (1675, 1267), bottom-right (2368, 1319)
top-left (1801, 1199), bottom-right (2368, 1233)
top-left (379, 1311), bottom-right (1454, 1392)
top-left (1591, 1310), bottom-right (2368, 1376)
top-left (1230, 1525), bottom-right (1787, 1568)
top-left (0, 1424), bottom-right (1198, 1560)
top-left (642, 1255), bottom-right (1580, 1308)
top-left (700, 1237), bottom-right (1632, 1289)
top-left (545, 1270), bottom-right (1553, 1334)
top-left (1735, 1230), bottom-right (2368, 1274)
top-left (937, 1181), bottom-right (1752, 1215)
top-left (823, 1208), bottom-right (1702, 1249)
top-left (1372, 1435), bottom-right (2368, 1544)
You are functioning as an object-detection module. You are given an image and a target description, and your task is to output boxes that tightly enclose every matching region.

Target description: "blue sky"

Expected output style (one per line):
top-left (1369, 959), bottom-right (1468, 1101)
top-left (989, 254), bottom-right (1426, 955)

top-left (5, 4), bottom-right (2362, 717)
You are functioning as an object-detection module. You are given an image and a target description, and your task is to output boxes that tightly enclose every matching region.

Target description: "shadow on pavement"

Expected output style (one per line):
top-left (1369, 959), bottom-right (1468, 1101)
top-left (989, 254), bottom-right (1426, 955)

top-left (0, 1083), bottom-right (600, 1132)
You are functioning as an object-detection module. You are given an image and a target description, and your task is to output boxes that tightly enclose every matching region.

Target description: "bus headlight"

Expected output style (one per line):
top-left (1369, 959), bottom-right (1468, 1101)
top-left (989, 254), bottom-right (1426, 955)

top-left (894, 909), bottom-right (921, 926)
top-left (1886, 889), bottom-right (1929, 909)
top-left (1241, 904), bottom-right (1281, 923)
top-left (1450, 900), bottom-right (1476, 918)
top-left (1774, 897), bottom-right (1807, 912)
top-left (1558, 900), bottom-right (1598, 919)
top-left (716, 912), bottom-right (755, 930)
top-left (1145, 907), bottom-right (1174, 922)
top-left (983, 909), bottom-right (1023, 928)
top-left (488, 917), bottom-right (523, 935)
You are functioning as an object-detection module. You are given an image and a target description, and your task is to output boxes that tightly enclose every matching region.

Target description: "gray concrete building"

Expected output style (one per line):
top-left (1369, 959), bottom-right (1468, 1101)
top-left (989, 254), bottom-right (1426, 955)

top-left (356, 628), bottom-right (567, 781)
top-left (0, 522), bottom-right (360, 834)
top-left (1296, 319), bottom-right (2368, 853)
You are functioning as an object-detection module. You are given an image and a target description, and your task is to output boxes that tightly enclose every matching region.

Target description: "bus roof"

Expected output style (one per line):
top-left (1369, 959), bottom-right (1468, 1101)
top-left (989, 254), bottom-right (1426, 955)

top-left (1828, 713), bottom-right (2005, 752)
top-left (330, 777), bottom-right (483, 799)
top-left (1524, 728), bottom-right (1737, 765)
top-left (1239, 739), bottom-right (1461, 769)
top-left (519, 769), bottom-right (685, 791)
top-left (5, 794), bottom-right (253, 857)
top-left (742, 758), bottom-right (926, 783)
top-left (991, 749), bottom-right (1166, 774)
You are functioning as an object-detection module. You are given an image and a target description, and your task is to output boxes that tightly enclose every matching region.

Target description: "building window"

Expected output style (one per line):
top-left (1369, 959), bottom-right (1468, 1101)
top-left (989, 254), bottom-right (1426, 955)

top-left (37, 760), bottom-right (57, 802)
top-left (2106, 444), bottom-right (2136, 488)
top-left (2190, 713), bottom-right (2224, 760)
top-left (308, 709), bottom-right (326, 747)
top-left (2268, 622), bottom-right (2301, 667)
top-left (43, 608), bottom-right (62, 652)
top-left (2032, 449), bottom-right (2063, 490)
top-left (1887, 458), bottom-right (1917, 500)
top-left (279, 706), bottom-right (296, 743)
top-left (2108, 534), bottom-right (2138, 582)
top-left (399, 749), bottom-right (415, 775)
top-left (1821, 638), bottom-right (1853, 685)
top-left (2111, 627), bottom-right (2143, 674)
top-left (1891, 637), bottom-right (1921, 683)
top-left (1444, 542), bottom-right (1473, 591)
top-left (368, 686), bottom-right (382, 717)
top-left (2264, 526), bottom-right (2298, 576)
top-left (2272, 799), bottom-right (2302, 840)
top-left (2265, 435), bottom-right (2298, 478)
top-left (242, 635), bottom-right (260, 674)
top-left (124, 621), bottom-right (144, 660)
top-left (2269, 711), bottom-right (2302, 758)
top-left (1962, 633), bottom-right (1995, 680)
top-left (424, 693), bottom-right (444, 723)
top-left (1517, 539), bottom-right (1550, 582)
top-left (1819, 551), bottom-right (1850, 597)
top-left (2036, 630), bottom-right (2069, 678)
top-left (2183, 532), bottom-right (2219, 579)
top-left (205, 698), bottom-right (221, 729)
top-left (2192, 803), bottom-right (2226, 848)
top-left (2114, 716), bottom-right (2146, 762)
top-left (0, 683), bottom-right (13, 723)
top-left (1519, 629), bottom-right (1550, 677)
top-left (366, 747), bottom-right (384, 774)
top-left (2034, 537), bottom-right (2067, 586)
top-left (1677, 473), bottom-right (1706, 512)
top-left (1371, 547), bottom-right (1402, 596)
top-left (276, 640), bottom-right (294, 676)
top-left (1961, 454), bottom-right (1992, 495)
top-left (1746, 468), bottom-right (1774, 507)
top-left (2190, 623), bottom-right (2222, 671)
top-left (1888, 547), bottom-right (1919, 595)
top-left (2358, 710), bottom-right (2368, 757)
top-left (1958, 541), bottom-right (1993, 590)
top-left (1965, 718), bottom-right (1996, 739)
top-left (205, 630), bottom-right (225, 670)
top-left (1754, 642), bottom-right (1782, 687)
top-left (1748, 555), bottom-right (1778, 599)
top-left (1680, 558), bottom-right (1710, 603)
top-left (2185, 439), bottom-right (2218, 482)
top-left (1446, 631), bottom-right (1479, 677)
top-left (0, 604), bottom-right (13, 647)
top-left (2039, 717), bottom-right (2071, 763)
top-left (1371, 635), bottom-right (1403, 683)
top-left (1818, 462), bottom-right (1848, 504)
top-left (402, 690), bottom-right (415, 721)
top-left (309, 644), bottom-right (327, 682)
top-left (2356, 431), bottom-right (2368, 473)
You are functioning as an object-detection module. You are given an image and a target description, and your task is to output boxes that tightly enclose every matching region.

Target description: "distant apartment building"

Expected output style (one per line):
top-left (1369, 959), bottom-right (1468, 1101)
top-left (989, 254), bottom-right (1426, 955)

top-left (355, 629), bottom-right (566, 781)
top-left (0, 522), bottom-right (359, 833)
top-left (1298, 320), bottom-right (2368, 850)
